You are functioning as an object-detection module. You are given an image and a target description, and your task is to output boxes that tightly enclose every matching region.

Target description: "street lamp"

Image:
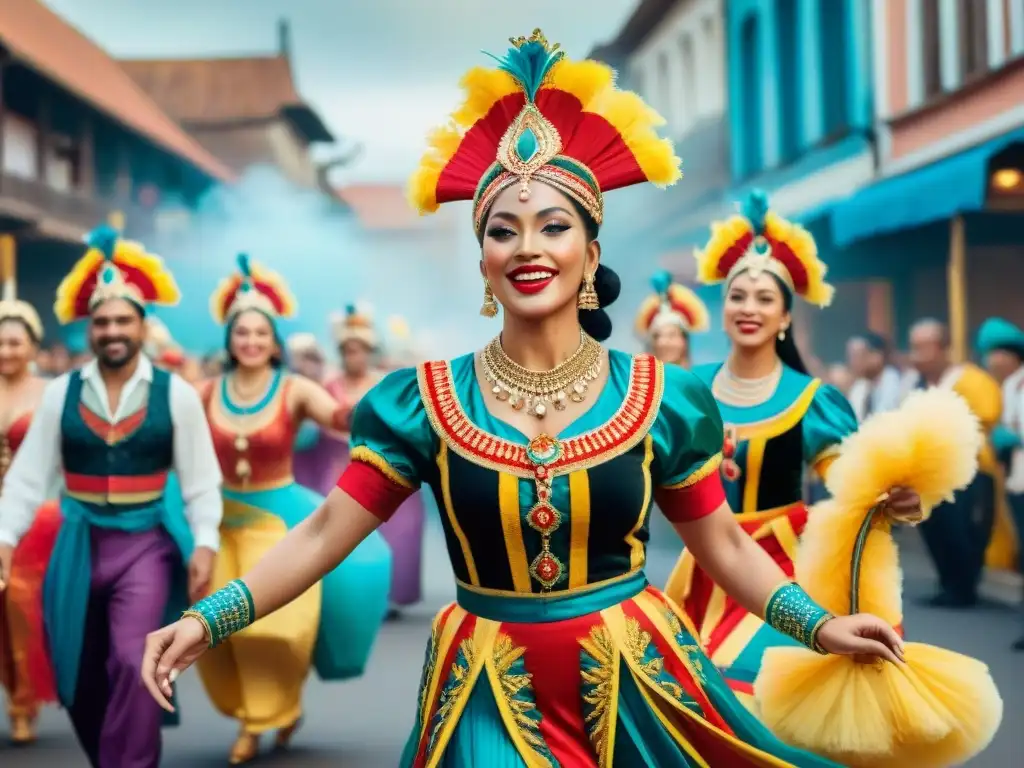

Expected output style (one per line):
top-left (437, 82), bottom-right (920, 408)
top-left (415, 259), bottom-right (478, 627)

top-left (991, 167), bottom-right (1023, 191)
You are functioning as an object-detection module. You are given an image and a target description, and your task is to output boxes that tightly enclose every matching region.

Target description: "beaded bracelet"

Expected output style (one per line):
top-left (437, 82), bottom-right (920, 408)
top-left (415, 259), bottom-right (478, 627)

top-left (182, 579), bottom-right (256, 648)
top-left (764, 582), bottom-right (834, 654)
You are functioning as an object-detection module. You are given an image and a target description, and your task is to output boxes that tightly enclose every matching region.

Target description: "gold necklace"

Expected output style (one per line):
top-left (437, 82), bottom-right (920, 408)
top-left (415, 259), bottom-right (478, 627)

top-left (482, 331), bottom-right (603, 418)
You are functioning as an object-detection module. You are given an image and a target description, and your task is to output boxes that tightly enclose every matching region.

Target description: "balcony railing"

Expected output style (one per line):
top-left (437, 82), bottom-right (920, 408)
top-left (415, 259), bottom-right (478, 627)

top-left (0, 172), bottom-right (154, 240)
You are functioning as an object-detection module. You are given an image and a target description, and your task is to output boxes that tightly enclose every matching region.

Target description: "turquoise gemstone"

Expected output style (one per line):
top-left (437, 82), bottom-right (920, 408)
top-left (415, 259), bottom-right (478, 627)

top-left (516, 128), bottom-right (539, 163)
top-left (101, 265), bottom-right (115, 283)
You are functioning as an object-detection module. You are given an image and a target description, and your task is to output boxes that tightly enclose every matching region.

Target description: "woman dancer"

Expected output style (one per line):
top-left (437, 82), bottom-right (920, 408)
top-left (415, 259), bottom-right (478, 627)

top-left (195, 255), bottom-right (392, 764)
top-left (664, 191), bottom-right (862, 706)
top-left (0, 236), bottom-right (60, 744)
top-left (145, 32), bottom-right (917, 767)
top-left (288, 332), bottom-right (346, 496)
top-left (635, 269), bottom-right (709, 368)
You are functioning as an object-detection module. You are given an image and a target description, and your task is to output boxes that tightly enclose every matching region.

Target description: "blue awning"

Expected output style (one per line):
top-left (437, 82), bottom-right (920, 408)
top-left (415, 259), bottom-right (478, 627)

top-left (831, 125), bottom-right (1024, 247)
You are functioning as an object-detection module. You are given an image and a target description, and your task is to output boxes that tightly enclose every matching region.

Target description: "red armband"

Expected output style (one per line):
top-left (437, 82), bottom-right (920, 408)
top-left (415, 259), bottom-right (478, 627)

top-left (655, 468), bottom-right (726, 524)
top-left (337, 460), bottom-right (413, 522)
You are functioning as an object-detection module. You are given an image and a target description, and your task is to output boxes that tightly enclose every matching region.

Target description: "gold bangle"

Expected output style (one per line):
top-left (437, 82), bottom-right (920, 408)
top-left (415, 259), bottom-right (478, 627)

top-left (182, 610), bottom-right (214, 648)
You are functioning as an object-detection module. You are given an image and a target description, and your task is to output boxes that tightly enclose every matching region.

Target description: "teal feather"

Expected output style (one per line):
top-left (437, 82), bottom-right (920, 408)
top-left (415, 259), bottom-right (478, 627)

top-left (86, 224), bottom-right (119, 261)
top-left (345, 303), bottom-right (356, 317)
top-left (741, 190), bottom-right (770, 235)
top-left (650, 270), bottom-right (672, 298)
top-left (236, 253), bottom-right (252, 278)
top-left (483, 39), bottom-right (564, 102)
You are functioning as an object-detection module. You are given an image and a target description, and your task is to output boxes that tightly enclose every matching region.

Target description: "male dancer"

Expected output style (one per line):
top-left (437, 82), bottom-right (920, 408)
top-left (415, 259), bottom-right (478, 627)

top-left (0, 225), bottom-right (222, 767)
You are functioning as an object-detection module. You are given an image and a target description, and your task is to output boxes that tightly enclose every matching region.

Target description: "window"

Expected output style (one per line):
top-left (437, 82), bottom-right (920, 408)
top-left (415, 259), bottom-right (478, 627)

top-left (819, 0), bottom-right (850, 137)
top-left (958, 0), bottom-right (988, 80)
top-left (2, 115), bottom-right (38, 179)
top-left (776, 0), bottom-right (800, 160)
top-left (657, 50), bottom-right (673, 125)
top-left (922, 0), bottom-right (943, 97)
top-left (680, 33), bottom-right (695, 128)
top-left (738, 14), bottom-right (763, 175)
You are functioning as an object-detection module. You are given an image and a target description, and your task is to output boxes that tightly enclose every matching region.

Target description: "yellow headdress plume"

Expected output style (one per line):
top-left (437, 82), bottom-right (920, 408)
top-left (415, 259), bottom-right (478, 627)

top-left (209, 254), bottom-right (297, 325)
top-left (0, 235), bottom-right (43, 342)
top-left (409, 28), bottom-right (681, 232)
top-left (635, 269), bottom-right (709, 337)
top-left (331, 302), bottom-right (377, 349)
top-left (53, 223), bottom-right (180, 325)
top-left (694, 190), bottom-right (834, 307)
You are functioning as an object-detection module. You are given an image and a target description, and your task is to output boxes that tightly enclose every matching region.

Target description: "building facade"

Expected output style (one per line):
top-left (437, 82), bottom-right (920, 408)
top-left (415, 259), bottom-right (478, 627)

top-left (0, 0), bottom-right (233, 344)
top-left (590, 0), bottom-right (731, 359)
top-left (121, 21), bottom-right (335, 190)
top-left (829, 0), bottom-right (1024, 360)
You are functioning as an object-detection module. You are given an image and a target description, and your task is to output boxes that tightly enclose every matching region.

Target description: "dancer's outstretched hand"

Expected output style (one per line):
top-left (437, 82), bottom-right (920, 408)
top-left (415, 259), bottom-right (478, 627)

top-left (141, 617), bottom-right (209, 712)
top-left (816, 614), bottom-right (906, 665)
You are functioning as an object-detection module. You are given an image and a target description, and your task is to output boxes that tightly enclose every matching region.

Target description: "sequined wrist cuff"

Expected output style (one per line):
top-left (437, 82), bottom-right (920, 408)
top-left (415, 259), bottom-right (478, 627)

top-left (185, 579), bottom-right (256, 648)
top-left (764, 582), bottom-right (833, 654)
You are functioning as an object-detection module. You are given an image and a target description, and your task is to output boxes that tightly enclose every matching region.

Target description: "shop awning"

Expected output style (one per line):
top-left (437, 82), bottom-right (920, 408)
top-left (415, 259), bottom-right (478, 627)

top-left (831, 125), bottom-right (1024, 248)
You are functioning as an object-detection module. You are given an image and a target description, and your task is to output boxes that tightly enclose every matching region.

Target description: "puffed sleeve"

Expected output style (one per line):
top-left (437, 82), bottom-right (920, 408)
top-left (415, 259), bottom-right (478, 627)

top-left (802, 383), bottom-right (858, 479)
top-left (649, 364), bottom-right (727, 523)
top-left (336, 367), bottom-right (436, 522)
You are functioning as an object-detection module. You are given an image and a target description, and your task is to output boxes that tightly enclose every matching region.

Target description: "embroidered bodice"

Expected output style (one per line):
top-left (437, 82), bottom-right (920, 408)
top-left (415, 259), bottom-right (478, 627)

top-left (204, 376), bottom-right (298, 491)
top-left (692, 363), bottom-right (857, 514)
top-left (0, 410), bottom-right (33, 488)
top-left (349, 350), bottom-right (723, 595)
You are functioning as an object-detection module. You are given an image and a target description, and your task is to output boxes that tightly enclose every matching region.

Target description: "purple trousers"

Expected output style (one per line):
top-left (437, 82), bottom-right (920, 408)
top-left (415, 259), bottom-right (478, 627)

top-left (69, 527), bottom-right (178, 768)
top-left (378, 492), bottom-right (425, 606)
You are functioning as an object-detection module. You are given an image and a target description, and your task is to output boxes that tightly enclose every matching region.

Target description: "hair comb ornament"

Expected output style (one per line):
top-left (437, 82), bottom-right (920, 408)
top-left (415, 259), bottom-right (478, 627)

top-left (408, 28), bottom-right (682, 233)
top-left (53, 223), bottom-right (180, 325)
top-left (634, 269), bottom-right (709, 337)
top-left (694, 190), bottom-right (834, 307)
top-left (209, 253), bottom-right (297, 325)
top-left (0, 235), bottom-right (43, 341)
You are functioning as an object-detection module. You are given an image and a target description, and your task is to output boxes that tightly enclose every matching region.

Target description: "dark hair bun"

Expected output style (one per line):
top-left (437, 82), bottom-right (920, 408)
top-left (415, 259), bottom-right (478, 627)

top-left (579, 264), bottom-right (620, 342)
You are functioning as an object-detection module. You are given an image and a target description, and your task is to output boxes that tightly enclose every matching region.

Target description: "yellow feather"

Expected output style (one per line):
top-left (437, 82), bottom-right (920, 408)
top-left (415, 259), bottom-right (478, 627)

top-left (755, 389), bottom-right (1001, 768)
top-left (764, 211), bottom-right (834, 307)
top-left (53, 250), bottom-right (104, 325)
top-left (694, 216), bottom-right (753, 285)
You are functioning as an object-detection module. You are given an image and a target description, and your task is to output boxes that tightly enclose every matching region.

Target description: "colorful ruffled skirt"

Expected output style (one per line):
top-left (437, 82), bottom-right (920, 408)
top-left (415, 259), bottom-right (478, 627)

top-left (400, 572), bottom-right (838, 767)
top-left (196, 481), bottom-right (392, 734)
top-left (0, 501), bottom-right (61, 716)
top-left (665, 504), bottom-right (806, 707)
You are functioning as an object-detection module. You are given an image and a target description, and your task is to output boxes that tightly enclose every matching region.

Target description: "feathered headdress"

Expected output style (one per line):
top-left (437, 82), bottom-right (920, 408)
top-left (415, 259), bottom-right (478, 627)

top-left (331, 303), bottom-right (377, 349)
top-left (0, 235), bottom-right (43, 342)
top-left (209, 253), bottom-right (297, 325)
top-left (286, 332), bottom-right (322, 357)
top-left (53, 224), bottom-right (180, 325)
top-left (694, 190), bottom-right (834, 307)
top-left (635, 269), bottom-right (709, 337)
top-left (408, 28), bottom-right (681, 232)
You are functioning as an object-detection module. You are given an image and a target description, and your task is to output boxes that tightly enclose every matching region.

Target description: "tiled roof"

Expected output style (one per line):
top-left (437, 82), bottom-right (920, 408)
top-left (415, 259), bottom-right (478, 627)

top-left (119, 56), bottom-right (303, 123)
top-left (335, 184), bottom-right (430, 231)
top-left (0, 0), bottom-right (234, 181)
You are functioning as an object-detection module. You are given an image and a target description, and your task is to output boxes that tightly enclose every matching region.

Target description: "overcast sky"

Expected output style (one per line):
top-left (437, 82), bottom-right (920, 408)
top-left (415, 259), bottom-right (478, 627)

top-left (45, 0), bottom-right (637, 183)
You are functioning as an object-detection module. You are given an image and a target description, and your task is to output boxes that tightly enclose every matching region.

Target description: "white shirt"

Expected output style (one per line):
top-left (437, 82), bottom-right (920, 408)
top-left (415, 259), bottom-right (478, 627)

top-left (1002, 366), bottom-right (1024, 493)
top-left (0, 356), bottom-right (222, 550)
top-left (848, 366), bottom-right (903, 422)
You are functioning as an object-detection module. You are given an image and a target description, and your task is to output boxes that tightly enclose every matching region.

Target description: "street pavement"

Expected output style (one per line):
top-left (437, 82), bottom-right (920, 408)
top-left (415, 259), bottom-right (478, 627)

top-left (2, 524), bottom-right (1020, 767)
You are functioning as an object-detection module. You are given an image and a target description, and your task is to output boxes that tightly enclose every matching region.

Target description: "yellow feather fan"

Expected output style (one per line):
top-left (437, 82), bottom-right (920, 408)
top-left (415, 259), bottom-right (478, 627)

top-left (754, 388), bottom-right (1003, 767)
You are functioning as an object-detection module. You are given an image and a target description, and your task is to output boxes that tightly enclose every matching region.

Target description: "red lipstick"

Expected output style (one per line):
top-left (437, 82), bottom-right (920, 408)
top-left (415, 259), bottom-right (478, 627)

top-left (506, 265), bottom-right (559, 295)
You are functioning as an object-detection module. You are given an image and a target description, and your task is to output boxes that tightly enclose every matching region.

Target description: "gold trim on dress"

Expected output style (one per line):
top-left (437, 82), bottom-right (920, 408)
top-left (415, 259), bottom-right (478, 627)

top-left (663, 452), bottom-right (723, 490)
top-left (568, 469), bottom-right (591, 588)
top-left (498, 472), bottom-right (533, 592)
top-left (350, 445), bottom-right (415, 489)
top-left (579, 623), bottom-right (620, 767)
top-left (436, 443), bottom-right (480, 585)
top-left (625, 435), bottom-right (655, 570)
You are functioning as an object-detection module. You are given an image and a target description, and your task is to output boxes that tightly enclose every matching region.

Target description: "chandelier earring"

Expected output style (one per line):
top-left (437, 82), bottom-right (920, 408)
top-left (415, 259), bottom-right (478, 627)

top-left (480, 279), bottom-right (498, 318)
top-left (578, 272), bottom-right (599, 311)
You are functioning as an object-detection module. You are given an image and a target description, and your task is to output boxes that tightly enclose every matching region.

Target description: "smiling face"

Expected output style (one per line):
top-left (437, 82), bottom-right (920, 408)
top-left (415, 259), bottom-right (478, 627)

top-left (88, 298), bottom-right (144, 369)
top-left (0, 318), bottom-right (37, 378)
top-left (650, 323), bottom-right (689, 366)
top-left (228, 309), bottom-right (279, 370)
top-left (722, 271), bottom-right (790, 352)
top-left (479, 182), bottom-right (599, 323)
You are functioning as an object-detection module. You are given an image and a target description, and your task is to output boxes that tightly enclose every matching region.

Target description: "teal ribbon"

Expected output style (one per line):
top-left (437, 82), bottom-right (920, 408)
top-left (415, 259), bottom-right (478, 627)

top-left (43, 495), bottom-right (193, 707)
top-left (456, 571), bottom-right (648, 623)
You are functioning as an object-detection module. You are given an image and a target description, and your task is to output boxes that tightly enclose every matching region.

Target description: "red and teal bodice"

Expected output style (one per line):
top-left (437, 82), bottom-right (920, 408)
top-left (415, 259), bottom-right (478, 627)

top-left (348, 350), bottom-right (724, 595)
top-left (691, 363), bottom-right (857, 515)
top-left (60, 367), bottom-right (174, 511)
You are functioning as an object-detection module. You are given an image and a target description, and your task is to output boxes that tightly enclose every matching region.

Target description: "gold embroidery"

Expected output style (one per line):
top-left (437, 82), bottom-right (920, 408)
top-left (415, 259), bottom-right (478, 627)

top-left (580, 624), bottom-right (617, 766)
top-left (623, 617), bottom-right (685, 700)
top-left (417, 355), bottom-right (664, 479)
top-left (663, 452), bottom-right (723, 490)
top-left (429, 638), bottom-right (475, 751)
top-left (350, 445), bottom-right (415, 488)
top-left (491, 634), bottom-right (550, 760)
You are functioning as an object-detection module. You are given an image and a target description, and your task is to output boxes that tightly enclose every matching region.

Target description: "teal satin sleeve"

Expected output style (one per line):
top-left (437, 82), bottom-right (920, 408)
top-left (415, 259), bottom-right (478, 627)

top-left (649, 363), bottom-right (725, 486)
top-left (992, 424), bottom-right (1022, 454)
top-left (293, 420), bottom-right (321, 452)
top-left (348, 366), bottom-right (436, 485)
top-left (802, 383), bottom-right (858, 466)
